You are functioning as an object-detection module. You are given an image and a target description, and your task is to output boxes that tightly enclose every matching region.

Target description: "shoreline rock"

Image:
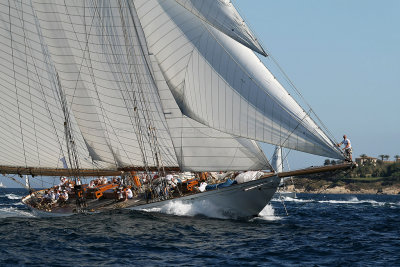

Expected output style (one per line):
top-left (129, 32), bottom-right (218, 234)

top-left (285, 183), bottom-right (400, 195)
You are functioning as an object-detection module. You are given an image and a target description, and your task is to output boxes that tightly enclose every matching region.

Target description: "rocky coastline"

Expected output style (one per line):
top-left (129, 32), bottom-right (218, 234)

top-left (285, 178), bottom-right (400, 195)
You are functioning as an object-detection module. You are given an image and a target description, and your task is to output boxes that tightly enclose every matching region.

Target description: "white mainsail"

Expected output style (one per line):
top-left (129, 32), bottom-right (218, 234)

top-left (32, 0), bottom-right (178, 168)
top-left (0, 1), bottom-right (93, 169)
top-left (0, 0), bottom-right (343, 176)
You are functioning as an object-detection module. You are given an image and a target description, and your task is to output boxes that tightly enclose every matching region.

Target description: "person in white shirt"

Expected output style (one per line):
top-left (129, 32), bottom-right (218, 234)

top-left (125, 187), bottom-right (133, 200)
top-left (337, 134), bottom-right (352, 161)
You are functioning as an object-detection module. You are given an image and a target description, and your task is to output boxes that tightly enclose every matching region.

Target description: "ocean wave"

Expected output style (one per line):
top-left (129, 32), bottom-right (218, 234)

top-left (0, 207), bottom-right (35, 218)
top-left (272, 196), bottom-right (313, 203)
top-left (4, 193), bottom-right (22, 200)
top-left (317, 197), bottom-right (389, 206)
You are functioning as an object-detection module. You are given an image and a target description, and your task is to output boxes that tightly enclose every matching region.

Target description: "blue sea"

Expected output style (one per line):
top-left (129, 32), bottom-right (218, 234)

top-left (0, 188), bottom-right (399, 266)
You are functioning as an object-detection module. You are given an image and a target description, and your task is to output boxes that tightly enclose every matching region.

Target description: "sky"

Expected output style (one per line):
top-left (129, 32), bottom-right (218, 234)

top-left (234, 0), bottom-right (400, 168)
top-left (1, 0), bottom-right (399, 187)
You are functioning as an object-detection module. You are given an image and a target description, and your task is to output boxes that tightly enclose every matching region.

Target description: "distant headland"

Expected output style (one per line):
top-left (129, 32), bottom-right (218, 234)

top-left (290, 154), bottom-right (400, 195)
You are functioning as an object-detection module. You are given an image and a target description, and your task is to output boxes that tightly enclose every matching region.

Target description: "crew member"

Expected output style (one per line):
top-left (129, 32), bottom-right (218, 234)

top-left (337, 134), bottom-right (352, 161)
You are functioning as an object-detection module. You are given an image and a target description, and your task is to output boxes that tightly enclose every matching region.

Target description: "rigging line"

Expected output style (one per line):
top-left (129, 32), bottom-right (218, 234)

top-left (9, 1), bottom-right (28, 168)
top-left (273, 108), bottom-right (331, 172)
top-left (88, 0), bottom-right (156, 169)
top-left (142, 49), bottom-right (189, 167)
top-left (265, 53), bottom-right (340, 147)
top-left (4, 174), bottom-right (29, 189)
top-left (57, 73), bottom-right (79, 178)
top-left (120, 1), bottom-right (170, 172)
top-left (123, 23), bottom-right (164, 175)
top-left (17, 0), bottom-right (41, 168)
top-left (98, 1), bottom-right (150, 170)
top-left (136, 56), bottom-right (178, 166)
top-left (226, 143), bottom-right (241, 172)
top-left (119, 4), bottom-right (153, 166)
top-left (66, 1), bottom-right (136, 168)
top-left (30, 3), bottom-right (70, 166)
top-left (61, 0), bottom-right (117, 169)
top-left (127, 3), bottom-right (181, 186)
top-left (81, 0), bottom-right (126, 168)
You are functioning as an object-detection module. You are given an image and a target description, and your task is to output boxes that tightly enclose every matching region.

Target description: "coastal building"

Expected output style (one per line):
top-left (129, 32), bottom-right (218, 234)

top-left (356, 156), bottom-right (377, 166)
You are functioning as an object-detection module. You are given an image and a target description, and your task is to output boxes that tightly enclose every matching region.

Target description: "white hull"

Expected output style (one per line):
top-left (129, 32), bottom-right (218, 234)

top-left (22, 176), bottom-right (280, 219)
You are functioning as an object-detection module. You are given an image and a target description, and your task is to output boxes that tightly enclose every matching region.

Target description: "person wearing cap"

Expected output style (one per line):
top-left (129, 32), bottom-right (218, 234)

top-left (337, 134), bottom-right (352, 161)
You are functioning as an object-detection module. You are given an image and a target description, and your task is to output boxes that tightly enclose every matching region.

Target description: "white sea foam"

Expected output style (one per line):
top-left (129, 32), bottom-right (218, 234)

top-left (5, 193), bottom-right (21, 200)
top-left (142, 200), bottom-right (283, 221)
top-left (0, 207), bottom-right (35, 218)
top-left (256, 204), bottom-right (281, 221)
top-left (140, 200), bottom-right (229, 219)
top-left (273, 195), bottom-right (400, 207)
top-left (272, 196), bottom-right (312, 203)
top-left (317, 197), bottom-right (386, 206)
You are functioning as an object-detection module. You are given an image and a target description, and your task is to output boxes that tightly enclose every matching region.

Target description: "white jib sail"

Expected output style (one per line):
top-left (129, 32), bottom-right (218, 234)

top-left (133, 0), bottom-right (344, 160)
top-left (174, 0), bottom-right (267, 56)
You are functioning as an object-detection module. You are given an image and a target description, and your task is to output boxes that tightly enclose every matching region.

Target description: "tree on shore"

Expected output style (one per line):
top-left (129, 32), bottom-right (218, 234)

top-left (395, 155), bottom-right (400, 162)
top-left (384, 155), bottom-right (390, 161)
top-left (378, 154), bottom-right (385, 161)
top-left (360, 154), bottom-right (367, 158)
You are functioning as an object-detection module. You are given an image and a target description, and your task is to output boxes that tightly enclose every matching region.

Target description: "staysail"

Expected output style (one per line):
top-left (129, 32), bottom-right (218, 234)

top-left (134, 0), bottom-right (344, 160)
top-left (150, 55), bottom-right (271, 171)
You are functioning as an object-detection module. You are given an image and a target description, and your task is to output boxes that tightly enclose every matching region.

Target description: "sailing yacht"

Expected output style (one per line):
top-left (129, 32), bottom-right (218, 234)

top-left (0, 0), bottom-right (353, 217)
top-left (0, 182), bottom-right (6, 189)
